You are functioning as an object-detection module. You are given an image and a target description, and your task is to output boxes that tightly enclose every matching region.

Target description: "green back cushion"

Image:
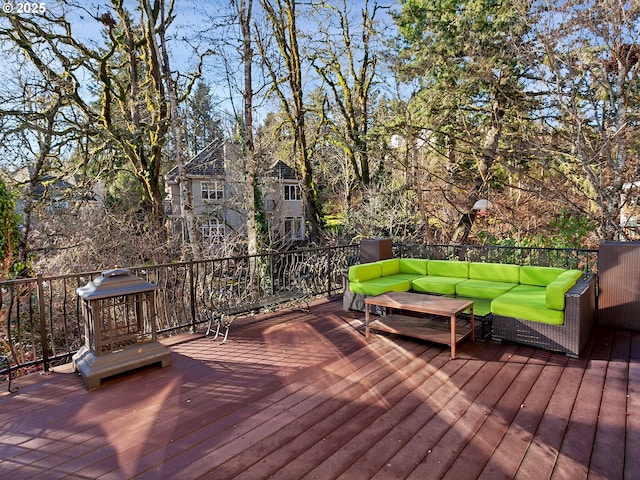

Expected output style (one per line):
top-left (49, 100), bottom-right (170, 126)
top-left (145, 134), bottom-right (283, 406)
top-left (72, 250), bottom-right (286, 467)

top-left (428, 260), bottom-right (469, 278)
top-left (411, 276), bottom-right (465, 295)
top-left (378, 258), bottom-right (400, 276)
top-left (469, 262), bottom-right (520, 283)
top-left (520, 266), bottom-right (564, 287)
top-left (348, 263), bottom-right (382, 283)
top-left (546, 270), bottom-right (582, 310)
top-left (399, 258), bottom-right (428, 275)
top-left (455, 279), bottom-right (516, 299)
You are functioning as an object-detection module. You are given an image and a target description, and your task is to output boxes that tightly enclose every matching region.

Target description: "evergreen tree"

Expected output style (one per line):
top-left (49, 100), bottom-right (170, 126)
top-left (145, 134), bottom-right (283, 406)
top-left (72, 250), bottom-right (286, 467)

top-left (186, 81), bottom-right (224, 155)
top-left (0, 178), bottom-right (28, 279)
top-left (393, 0), bottom-right (533, 243)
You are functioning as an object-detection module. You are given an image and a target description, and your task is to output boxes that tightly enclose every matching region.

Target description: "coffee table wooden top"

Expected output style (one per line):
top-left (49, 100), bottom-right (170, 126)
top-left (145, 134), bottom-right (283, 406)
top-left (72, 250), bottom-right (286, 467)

top-left (364, 291), bottom-right (473, 317)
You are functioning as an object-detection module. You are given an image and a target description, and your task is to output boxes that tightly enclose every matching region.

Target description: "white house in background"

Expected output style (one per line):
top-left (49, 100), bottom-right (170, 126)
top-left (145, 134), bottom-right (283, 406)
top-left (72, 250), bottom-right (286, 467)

top-left (262, 160), bottom-right (306, 243)
top-left (164, 140), bottom-right (305, 246)
top-left (8, 167), bottom-right (104, 217)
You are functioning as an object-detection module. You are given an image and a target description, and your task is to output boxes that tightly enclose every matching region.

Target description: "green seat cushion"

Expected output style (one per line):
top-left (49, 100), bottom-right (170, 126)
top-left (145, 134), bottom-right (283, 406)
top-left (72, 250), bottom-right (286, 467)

top-left (469, 262), bottom-right (520, 283)
top-left (491, 285), bottom-right (564, 325)
top-left (454, 296), bottom-right (492, 317)
top-left (349, 277), bottom-right (413, 296)
top-left (519, 266), bottom-right (564, 287)
top-left (456, 279), bottom-right (517, 299)
top-left (546, 270), bottom-right (582, 310)
top-left (411, 276), bottom-right (466, 295)
top-left (349, 263), bottom-right (382, 283)
top-left (399, 258), bottom-right (428, 275)
top-left (427, 260), bottom-right (469, 278)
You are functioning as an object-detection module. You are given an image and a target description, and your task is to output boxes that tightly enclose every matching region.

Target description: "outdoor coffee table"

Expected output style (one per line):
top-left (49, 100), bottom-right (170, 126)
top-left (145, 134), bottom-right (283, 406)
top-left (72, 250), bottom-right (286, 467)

top-left (364, 291), bottom-right (474, 359)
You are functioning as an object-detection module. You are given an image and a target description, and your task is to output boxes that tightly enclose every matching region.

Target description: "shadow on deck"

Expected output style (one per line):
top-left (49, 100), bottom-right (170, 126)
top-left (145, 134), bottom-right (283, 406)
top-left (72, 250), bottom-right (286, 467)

top-left (1, 298), bottom-right (638, 479)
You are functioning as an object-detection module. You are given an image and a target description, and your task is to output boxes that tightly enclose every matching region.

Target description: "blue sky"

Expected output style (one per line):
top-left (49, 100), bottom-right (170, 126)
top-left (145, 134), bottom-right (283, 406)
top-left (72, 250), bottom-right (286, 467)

top-left (1, 0), bottom-right (398, 131)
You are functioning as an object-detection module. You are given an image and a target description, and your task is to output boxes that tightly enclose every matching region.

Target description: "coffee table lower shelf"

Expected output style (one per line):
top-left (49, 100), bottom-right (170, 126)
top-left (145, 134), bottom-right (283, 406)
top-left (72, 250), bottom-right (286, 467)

top-left (368, 314), bottom-right (473, 347)
top-left (364, 291), bottom-right (474, 358)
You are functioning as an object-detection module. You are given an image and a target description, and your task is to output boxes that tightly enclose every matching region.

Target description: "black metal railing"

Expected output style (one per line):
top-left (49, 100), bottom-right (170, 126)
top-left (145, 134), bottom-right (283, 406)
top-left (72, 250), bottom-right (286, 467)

top-left (0, 243), bottom-right (596, 382)
top-left (394, 243), bottom-right (599, 272)
top-left (0, 244), bottom-right (360, 379)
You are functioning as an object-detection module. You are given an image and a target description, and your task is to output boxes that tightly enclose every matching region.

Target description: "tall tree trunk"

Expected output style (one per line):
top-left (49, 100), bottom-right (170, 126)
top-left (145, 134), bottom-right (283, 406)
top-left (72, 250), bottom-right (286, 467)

top-left (113, 1), bottom-right (167, 232)
top-left (405, 110), bottom-right (434, 242)
top-left (237, 0), bottom-right (258, 257)
top-left (311, 0), bottom-right (379, 188)
top-left (18, 98), bottom-right (61, 267)
top-left (144, 0), bottom-right (201, 259)
top-left (452, 101), bottom-right (503, 244)
top-left (259, 0), bottom-right (322, 242)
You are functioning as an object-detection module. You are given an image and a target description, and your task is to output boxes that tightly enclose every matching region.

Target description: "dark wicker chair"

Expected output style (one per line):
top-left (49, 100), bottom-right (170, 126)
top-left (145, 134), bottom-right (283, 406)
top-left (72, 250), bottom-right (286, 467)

top-left (492, 273), bottom-right (596, 358)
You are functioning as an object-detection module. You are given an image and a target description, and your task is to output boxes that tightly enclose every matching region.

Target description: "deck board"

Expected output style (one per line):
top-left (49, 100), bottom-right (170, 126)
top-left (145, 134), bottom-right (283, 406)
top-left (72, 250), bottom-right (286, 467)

top-left (439, 348), bottom-right (540, 480)
top-left (626, 331), bottom-right (640, 480)
top-left (0, 298), bottom-right (638, 479)
top-left (589, 329), bottom-right (631, 480)
top-left (477, 358), bottom-right (566, 479)
top-left (553, 327), bottom-right (613, 480)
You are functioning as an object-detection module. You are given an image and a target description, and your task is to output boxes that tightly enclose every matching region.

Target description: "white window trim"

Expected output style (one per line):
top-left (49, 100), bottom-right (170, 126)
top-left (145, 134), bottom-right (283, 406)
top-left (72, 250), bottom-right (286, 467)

top-left (284, 216), bottom-right (304, 240)
top-left (201, 218), bottom-right (226, 243)
top-left (201, 181), bottom-right (224, 201)
top-left (284, 184), bottom-right (301, 201)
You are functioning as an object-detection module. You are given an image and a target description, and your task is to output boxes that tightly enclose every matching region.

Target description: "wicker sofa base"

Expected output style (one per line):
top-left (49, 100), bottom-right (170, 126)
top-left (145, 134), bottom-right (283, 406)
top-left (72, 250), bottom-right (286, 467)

top-left (491, 273), bottom-right (596, 358)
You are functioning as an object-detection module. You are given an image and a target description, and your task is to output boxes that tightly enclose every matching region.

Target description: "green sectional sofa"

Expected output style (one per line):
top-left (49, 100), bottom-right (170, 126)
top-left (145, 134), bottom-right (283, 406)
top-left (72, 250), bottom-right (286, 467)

top-left (343, 258), bottom-right (596, 358)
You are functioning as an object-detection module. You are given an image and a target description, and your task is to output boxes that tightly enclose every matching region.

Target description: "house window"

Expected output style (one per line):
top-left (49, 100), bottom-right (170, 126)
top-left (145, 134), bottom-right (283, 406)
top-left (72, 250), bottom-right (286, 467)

top-left (202, 218), bottom-right (225, 243)
top-left (284, 217), bottom-right (304, 240)
top-left (284, 184), bottom-right (301, 201)
top-left (50, 197), bottom-right (69, 211)
top-left (201, 181), bottom-right (224, 200)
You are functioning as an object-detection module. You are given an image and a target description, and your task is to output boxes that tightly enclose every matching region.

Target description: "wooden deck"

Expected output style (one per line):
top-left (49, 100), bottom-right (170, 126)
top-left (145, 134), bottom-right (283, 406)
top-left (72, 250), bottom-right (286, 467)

top-left (1, 298), bottom-right (638, 479)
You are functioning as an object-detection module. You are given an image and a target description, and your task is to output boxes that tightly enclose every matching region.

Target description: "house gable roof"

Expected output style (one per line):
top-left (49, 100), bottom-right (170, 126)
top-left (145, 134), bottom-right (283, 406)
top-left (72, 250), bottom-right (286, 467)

top-left (32, 176), bottom-right (74, 198)
top-left (269, 160), bottom-right (299, 181)
top-left (165, 143), bottom-right (301, 184)
top-left (166, 141), bottom-right (225, 182)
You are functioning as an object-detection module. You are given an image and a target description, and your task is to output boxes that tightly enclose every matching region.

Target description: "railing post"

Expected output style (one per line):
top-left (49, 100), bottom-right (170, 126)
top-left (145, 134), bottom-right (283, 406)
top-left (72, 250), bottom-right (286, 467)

top-left (326, 247), bottom-right (332, 297)
top-left (273, 253), bottom-right (278, 295)
top-left (189, 262), bottom-right (197, 334)
top-left (36, 273), bottom-right (49, 372)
